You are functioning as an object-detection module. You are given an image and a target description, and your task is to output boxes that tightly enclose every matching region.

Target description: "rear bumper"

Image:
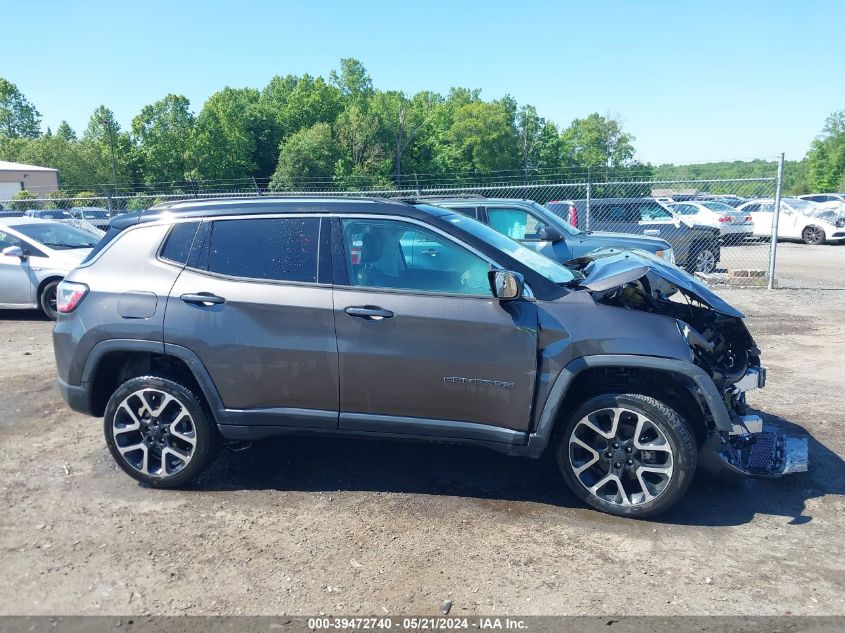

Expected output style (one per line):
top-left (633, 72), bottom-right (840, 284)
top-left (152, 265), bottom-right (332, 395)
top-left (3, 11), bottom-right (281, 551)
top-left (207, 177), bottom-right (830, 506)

top-left (57, 378), bottom-right (93, 416)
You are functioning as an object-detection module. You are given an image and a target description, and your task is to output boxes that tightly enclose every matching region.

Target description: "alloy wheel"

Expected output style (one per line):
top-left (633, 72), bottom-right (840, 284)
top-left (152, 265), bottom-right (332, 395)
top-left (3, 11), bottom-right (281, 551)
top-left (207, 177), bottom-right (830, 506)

top-left (695, 249), bottom-right (716, 273)
top-left (111, 388), bottom-right (197, 478)
top-left (568, 407), bottom-right (674, 507)
top-left (803, 226), bottom-right (824, 245)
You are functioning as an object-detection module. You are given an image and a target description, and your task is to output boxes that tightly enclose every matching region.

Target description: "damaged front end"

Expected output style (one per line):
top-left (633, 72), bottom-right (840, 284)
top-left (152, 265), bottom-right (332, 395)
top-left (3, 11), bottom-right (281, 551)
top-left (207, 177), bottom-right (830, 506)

top-left (571, 249), bottom-right (808, 480)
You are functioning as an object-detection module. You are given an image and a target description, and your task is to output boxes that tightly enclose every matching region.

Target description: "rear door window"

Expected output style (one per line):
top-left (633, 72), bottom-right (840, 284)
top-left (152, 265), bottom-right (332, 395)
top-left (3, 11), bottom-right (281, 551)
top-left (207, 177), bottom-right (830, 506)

top-left (203, 217), bottom-right (320, 283)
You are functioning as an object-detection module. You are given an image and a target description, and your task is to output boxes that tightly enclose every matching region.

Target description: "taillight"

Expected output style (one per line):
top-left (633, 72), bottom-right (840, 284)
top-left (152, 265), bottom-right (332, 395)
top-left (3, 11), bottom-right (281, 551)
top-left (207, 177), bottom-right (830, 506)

top-left (745, 215), bottom-right (753, 222)
top-left (569, 205), bottom-right (578, 228)
top-left (57, 281), bottom-right (89, 313)
top-left (718, 216), bottom-right (732, 223)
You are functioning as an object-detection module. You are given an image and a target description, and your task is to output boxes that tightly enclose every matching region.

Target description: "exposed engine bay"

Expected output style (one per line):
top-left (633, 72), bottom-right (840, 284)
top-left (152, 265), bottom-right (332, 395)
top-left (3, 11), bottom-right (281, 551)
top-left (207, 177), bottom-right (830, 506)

top-left (590, 272), bottom-right (759, 393)
top-left (569, 249), bottom-right (808, 479)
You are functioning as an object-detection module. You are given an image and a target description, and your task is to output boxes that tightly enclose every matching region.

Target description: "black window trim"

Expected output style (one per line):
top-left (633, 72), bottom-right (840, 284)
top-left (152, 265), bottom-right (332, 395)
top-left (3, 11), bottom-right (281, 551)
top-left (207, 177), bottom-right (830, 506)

top-left (182, 213), bottom-right (328, 288)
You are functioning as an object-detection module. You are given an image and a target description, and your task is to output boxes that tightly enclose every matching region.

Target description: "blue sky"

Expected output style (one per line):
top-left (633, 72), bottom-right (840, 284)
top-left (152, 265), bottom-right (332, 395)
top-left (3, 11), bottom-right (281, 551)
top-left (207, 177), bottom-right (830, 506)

top-left (1, 0), bottom-right (841, 164)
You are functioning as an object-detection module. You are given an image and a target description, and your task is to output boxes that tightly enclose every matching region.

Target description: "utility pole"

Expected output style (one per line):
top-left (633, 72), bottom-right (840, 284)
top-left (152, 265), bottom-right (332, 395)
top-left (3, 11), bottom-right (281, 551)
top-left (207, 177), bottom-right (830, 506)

top-left (99, 114), bottom-right (119, 196)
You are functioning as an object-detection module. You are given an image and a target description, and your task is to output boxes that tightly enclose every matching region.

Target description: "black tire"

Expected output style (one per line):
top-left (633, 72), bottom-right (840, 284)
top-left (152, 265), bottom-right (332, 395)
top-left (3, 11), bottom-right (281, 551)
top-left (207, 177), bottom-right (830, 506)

top-left (38, 279), bottom-right (60, 320)
top-left (802, 225), bottom-right (825, 245)
top-left (103, 376), bottom-right (219, 488)
top-left (556, 393), bottom-right (697, 518)
top-left (686, 243), bottom-right (717, 274)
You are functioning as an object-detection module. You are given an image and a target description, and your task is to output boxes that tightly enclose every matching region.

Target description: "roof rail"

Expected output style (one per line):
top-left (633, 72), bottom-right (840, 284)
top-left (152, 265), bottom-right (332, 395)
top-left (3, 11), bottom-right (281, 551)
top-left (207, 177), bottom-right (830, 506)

top-left (404, 193), bottom-right (487, 201)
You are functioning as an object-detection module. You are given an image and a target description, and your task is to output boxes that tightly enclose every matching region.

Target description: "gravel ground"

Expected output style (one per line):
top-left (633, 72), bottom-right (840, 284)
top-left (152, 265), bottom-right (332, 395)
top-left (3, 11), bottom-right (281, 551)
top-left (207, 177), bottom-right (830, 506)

top-left (0, 287), bottom-right (843, 617)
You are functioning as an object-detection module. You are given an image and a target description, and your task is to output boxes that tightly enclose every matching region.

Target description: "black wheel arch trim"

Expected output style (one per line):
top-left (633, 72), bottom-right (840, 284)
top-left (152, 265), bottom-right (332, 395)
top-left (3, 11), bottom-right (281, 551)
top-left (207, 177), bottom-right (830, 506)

top-left (77, 339), bottom-right (226, 416)
top-left (528, 354), bottom-right (732, 454)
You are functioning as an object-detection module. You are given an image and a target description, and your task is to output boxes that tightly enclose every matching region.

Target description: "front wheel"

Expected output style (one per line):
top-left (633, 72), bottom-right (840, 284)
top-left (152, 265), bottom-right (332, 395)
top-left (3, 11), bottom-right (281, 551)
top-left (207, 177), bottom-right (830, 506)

top-left (802, 225), bottom-right (825, 245)
top-left (557, 393), bottom-right (697, 518)
top-left (103, 376), bottom-right (219, 487)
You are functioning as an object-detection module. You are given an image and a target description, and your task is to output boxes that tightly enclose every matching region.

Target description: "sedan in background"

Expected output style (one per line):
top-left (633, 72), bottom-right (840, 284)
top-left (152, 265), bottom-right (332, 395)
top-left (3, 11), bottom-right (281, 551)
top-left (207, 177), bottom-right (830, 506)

top-left (665, 200), bottom-right (753, 243)
top-left (737, 197), bottom-right (845, 245)
top-left (0, 218), bottom-right (99, 319)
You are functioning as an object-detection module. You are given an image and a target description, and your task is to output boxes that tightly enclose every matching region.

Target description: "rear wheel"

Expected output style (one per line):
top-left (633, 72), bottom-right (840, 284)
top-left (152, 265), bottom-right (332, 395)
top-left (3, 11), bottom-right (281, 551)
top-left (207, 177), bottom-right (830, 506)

top-left (687, 244), bottom-right (717, 274)
top-left (557, 393), bottom-right (697, 518)
top-left (103, 376), bottom-right (219, 487)
top-left (38, 280), bottom-right (60, 320)
top-left (802, 225), bottom-right (825, 245)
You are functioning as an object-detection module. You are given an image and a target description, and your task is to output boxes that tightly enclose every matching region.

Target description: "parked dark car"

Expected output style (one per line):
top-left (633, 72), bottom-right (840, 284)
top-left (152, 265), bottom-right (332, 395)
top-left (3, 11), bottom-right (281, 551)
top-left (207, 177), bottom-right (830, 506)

top-left (569, 198), bottom-right (722, 273)
top-left (52, 197), bottom-right (806, 518)
top-left (69, 207), bottom-right (111, 230)
top-left (412, 196), bottom-right (677, 267)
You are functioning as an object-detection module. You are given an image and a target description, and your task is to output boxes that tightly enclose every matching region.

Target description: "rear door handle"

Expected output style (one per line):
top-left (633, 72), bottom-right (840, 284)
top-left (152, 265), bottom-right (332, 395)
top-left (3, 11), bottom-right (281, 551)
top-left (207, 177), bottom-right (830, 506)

top-left (644, 229), bottom-right (660, 236)
top-left (180, 292), bottom-right (226, 306)
top-left (345, 306), bottom-right (394, 320)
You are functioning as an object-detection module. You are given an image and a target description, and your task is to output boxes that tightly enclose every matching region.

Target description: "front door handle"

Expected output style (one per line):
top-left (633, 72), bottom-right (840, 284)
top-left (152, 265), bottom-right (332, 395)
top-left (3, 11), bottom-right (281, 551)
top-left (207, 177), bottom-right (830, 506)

top-left (345, 306), bottom-right (394, 320)
top-left (644, 229), bottom-right (660, 236)
top-left (180, 292), bottom-right (226, 306)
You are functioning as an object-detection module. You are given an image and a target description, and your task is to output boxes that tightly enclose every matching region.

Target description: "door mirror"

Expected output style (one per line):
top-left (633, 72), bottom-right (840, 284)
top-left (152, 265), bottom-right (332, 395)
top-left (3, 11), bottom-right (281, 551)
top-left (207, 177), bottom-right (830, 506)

top-left (488, 270), bottom-right (524, 300)
top-left (2, 245), bottom-right (25, 261)
top-left (539, 227), bottom-right (564, 242)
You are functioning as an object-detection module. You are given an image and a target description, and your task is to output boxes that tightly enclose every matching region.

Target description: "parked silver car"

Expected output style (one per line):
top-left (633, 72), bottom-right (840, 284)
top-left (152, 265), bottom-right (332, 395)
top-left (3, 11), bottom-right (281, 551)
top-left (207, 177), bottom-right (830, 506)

top-left (0, 218), bottom-right (98, 319)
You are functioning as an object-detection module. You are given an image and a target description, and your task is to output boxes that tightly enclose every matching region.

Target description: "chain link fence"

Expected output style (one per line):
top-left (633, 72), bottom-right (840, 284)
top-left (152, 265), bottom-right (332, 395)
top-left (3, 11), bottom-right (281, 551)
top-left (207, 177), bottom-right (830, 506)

top-left (2, 163), bottom-right (843, 289)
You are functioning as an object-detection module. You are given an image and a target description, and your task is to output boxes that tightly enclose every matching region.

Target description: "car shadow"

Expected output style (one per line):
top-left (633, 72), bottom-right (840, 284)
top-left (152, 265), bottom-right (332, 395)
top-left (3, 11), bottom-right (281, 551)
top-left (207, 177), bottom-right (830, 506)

top-left (191, 410), bottom-right (843, 527)
top-left (0, 309), bottom-right (50, 321)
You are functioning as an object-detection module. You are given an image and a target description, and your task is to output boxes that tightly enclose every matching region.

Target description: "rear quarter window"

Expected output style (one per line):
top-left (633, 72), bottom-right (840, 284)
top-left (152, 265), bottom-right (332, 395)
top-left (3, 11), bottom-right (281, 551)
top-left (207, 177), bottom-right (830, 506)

top-left (159, 222), bottom-right (200, 265)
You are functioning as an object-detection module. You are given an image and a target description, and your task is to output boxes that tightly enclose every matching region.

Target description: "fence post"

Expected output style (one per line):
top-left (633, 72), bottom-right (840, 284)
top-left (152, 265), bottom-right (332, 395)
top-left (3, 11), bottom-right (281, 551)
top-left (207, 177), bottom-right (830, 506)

top-left (252, 176), bottom-right (261, 196)
top-left (585, 166), bottom-right (592, 231)
top-left (767, 153), bottom-right (785, 289)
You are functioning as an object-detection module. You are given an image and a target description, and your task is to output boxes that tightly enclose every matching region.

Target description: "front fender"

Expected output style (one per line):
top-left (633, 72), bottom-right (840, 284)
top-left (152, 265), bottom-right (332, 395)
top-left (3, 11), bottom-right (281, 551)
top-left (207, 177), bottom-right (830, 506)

top-left (524, 354), bottom-right (732, 456)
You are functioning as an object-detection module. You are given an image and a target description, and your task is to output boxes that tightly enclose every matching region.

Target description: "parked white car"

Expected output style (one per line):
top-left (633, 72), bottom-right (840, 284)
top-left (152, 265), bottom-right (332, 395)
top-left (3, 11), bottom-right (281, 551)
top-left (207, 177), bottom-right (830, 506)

top-left (665, 200), bottom-right (753, 242)
top-left (737, 197), bottom-right (845, 245)
top-left (0, 218), bottom-right (98, 319)
top-left (798, 193), bottom-right (845, 205)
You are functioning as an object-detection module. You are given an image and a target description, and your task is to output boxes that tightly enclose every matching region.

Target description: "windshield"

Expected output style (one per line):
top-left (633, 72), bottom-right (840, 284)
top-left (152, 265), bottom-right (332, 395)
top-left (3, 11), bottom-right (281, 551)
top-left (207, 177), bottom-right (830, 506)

top-left (701, 201), bottom-right (740, 213)
top-left (785, 199), bottom-right (822, 215)
top-left (437, 210), bottom-right (577, 284)
top-left (14, 222), bottom-right (100, 249)
top-left (530, 202), bottom-right (581, 235)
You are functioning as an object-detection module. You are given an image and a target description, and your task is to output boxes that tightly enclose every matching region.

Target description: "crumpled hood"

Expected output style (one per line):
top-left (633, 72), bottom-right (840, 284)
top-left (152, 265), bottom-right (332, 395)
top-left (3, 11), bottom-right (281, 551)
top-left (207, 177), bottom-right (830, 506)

top-left (572, 248), bottom-right (745, 318)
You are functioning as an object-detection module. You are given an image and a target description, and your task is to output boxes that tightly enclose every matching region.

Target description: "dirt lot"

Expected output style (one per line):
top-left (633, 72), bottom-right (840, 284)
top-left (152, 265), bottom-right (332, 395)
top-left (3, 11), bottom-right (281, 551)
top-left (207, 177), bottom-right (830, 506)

top-left (0, 288), bottom-right (843, 617)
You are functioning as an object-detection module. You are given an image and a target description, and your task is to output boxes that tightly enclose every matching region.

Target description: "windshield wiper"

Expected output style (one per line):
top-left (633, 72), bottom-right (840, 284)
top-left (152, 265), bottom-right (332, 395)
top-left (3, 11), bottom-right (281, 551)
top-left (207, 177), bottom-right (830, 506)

top-left (48, 243), bottom-right (94, 249)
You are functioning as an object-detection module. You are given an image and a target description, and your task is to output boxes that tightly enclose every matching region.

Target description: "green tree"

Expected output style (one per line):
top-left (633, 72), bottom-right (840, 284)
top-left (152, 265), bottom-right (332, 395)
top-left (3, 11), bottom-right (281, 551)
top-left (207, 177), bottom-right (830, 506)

top-left (330, 58), bottom-right (374, 103)
top-left (371, 90), bottom-right (436, 185)
top-left (439, 101), bottom-right (520, 175)
top-left (9, 190), bottom-right (39, 210)
top-left (56, 121), bottom-right (77, 141)
top-left (0, 78), bottom-right (41, 138)
top-left (132, 94), bottom-right (195, 184)
top-left (269, 122), bottom-right (340, 191)
top-left (805, 110), bottom-right (845, 192)
top-left (80, 106), bottom-right (136, 191)
top-left (261, 74), bottom-right (342, 139)
top-left (189, 87), bottom-right (279, 182)
top-left (562, 113), bottom-right (636, 172)
top-left (334, 103), bottom-right (387, 188)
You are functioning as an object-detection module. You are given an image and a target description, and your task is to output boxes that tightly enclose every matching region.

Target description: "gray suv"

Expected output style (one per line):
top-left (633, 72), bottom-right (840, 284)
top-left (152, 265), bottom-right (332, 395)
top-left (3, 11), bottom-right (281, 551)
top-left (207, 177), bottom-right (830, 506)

top-left (414, 196), bottom-right (677, 268)
top-left (52, 197), bottom-right (806, 518)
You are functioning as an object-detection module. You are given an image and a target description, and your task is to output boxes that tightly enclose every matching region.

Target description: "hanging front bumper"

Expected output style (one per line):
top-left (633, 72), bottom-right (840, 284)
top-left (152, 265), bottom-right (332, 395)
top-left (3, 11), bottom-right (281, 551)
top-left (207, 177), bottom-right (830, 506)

top-left (699, 419), bottom-right (808, 480)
